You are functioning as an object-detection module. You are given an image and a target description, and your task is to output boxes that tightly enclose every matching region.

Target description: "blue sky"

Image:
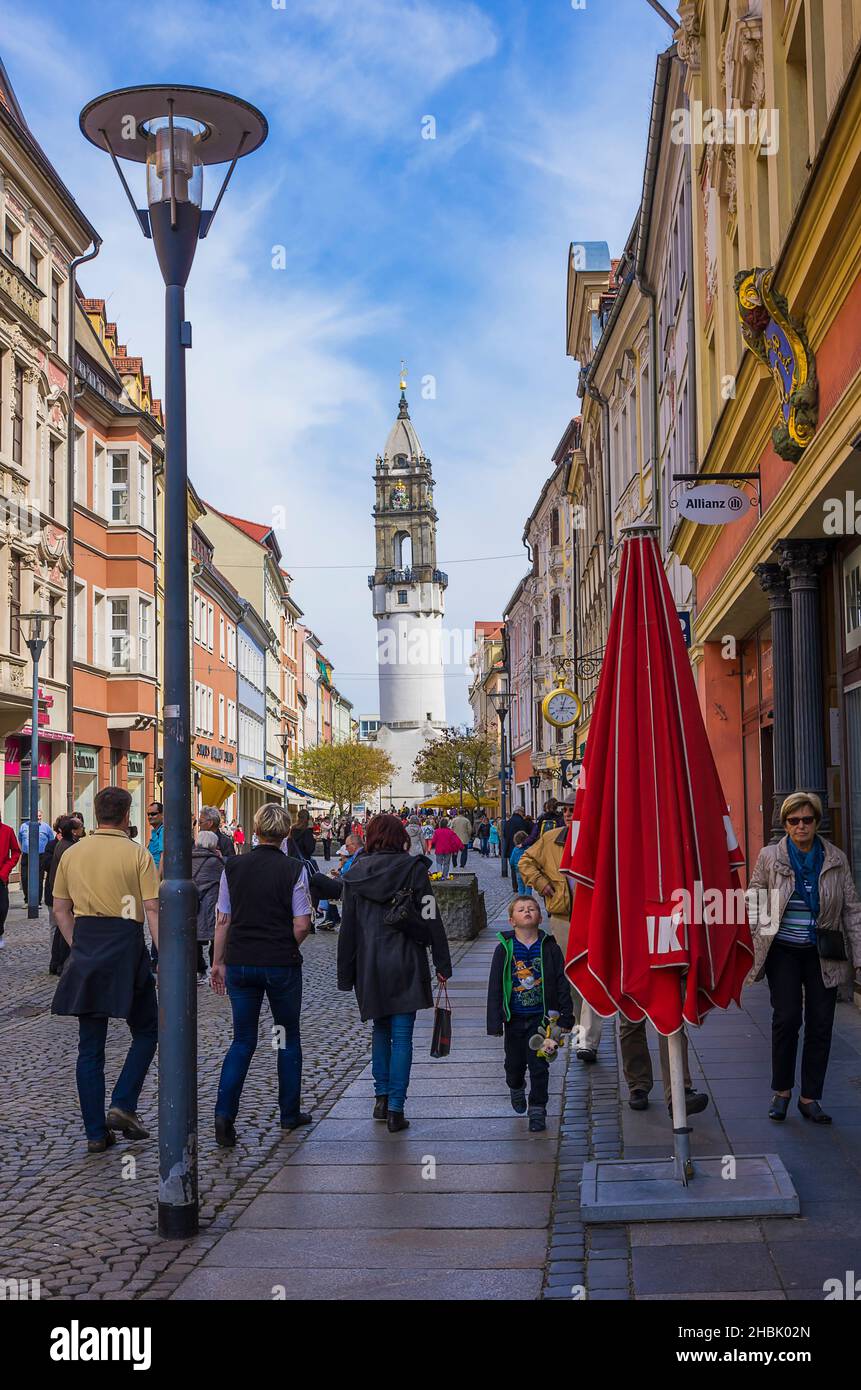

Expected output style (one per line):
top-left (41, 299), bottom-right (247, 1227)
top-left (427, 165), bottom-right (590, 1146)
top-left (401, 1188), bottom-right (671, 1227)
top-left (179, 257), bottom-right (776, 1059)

top-left (2, 0), bottom-right (674, 721)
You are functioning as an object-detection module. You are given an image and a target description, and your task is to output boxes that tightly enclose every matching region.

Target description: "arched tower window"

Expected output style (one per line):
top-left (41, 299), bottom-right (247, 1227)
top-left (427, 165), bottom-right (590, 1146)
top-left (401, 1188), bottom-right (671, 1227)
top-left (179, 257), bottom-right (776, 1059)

top-left (394, 531), bottom-right (412, 570)
top-left (533, 619), bottom-right (542, 656)
top-left (393, 453), bottom-right (408, 469)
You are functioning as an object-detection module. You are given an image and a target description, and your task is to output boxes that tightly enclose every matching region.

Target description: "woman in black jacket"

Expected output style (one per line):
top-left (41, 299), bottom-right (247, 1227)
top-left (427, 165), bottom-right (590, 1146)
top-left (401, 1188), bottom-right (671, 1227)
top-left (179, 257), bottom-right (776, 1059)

top-left (337, 813), bottom-right (452, 1131)
top-left (192, 830), bottom-right (223, 981)
top-left (46, 814), bottom-right (84, 975)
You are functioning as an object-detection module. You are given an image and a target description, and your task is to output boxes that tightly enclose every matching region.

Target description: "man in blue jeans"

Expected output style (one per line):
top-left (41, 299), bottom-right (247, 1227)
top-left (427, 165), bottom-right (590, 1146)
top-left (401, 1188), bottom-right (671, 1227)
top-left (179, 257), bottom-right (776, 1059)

top-left (210, 803), bottom-right (313, 1147)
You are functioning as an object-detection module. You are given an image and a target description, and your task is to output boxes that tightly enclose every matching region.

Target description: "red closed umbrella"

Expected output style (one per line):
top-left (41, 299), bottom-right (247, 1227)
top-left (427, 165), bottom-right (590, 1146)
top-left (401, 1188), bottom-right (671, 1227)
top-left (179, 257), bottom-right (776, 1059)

top-left (561, 530), bottom-right (752, 1037)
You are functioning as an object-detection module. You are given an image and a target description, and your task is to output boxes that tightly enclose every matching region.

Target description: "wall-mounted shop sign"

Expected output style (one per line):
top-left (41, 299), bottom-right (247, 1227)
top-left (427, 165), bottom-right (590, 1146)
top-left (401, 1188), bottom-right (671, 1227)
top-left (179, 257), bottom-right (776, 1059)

top-left (677, 610), bottom-right (692, 647)
top-left (196, 742), bottom-right (235, 766)
top-left (678, 483), bottom-right (751, 524)
top-left (735, 266), bottom-right (818, 463)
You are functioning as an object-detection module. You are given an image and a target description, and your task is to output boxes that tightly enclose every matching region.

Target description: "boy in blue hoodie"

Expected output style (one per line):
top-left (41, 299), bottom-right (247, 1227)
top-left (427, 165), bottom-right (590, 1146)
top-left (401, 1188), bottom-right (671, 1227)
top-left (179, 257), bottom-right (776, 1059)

top-left (487, 895), bottom-right (574, 1132)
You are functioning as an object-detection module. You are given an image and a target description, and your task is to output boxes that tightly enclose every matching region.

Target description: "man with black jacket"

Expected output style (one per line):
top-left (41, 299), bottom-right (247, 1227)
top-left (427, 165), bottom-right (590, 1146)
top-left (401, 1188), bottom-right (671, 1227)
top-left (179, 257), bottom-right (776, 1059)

top-left (487, 895), bottom-right (574, 1132)
top-left (198, 806), bottom-right (235, 859)
top-left (210, 803), bottom-right (313, 1147)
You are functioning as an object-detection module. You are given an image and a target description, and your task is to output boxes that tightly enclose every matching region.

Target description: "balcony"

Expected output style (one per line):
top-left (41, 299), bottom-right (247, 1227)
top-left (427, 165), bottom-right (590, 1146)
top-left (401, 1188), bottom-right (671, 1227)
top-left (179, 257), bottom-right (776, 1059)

top-left (367, 567), bottom-right (448, 589)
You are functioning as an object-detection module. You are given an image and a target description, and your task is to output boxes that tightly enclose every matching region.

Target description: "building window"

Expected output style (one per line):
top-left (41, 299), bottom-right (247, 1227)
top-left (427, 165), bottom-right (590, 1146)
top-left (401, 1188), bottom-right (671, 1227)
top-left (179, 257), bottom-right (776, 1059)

top-left (51, 276), bottom-right (60, 353)
top-left (138, 455), bottom-right (148, 528)
top-left (208, 604), bottom-right (214, 651)
top-left (48, 437), bottom-right (61, 516)
top-left (110, 597), bottom-right (130, 670)
top-left (193, 594), bottom-right (201, 644)
top-left (12, 362), bottom-right (23, 467)
top-left (207, 687), bottom-right (214, 735)
top-left (534, 699), bottom-right (544, 753)
top-left (550, 508), bottom-right (560, 547)
top-left (551, 593), bottom-right (561, 636)
top-left (29, 246), bottom-right (41, 285)
top-left (227, 699), bottom-right (237, 744)
top-left (110, 453), bottom-right (129, 522)
top-left (93, 443), bottom-right (104, 513)
top-left (74, 581), bottom-right (87, 661)
top-left (219, 693), bottom-right (225, 740)
top-left (73, 427), bottom-right (85, 501)
top-left (227, 624), bottom-right (236, 668)
top-left (397, 589), bottom-right (408, 604)
top-left (9, 554), bottom-right (21, 655)
top-left (93, 592), bottom-right (105, 665)
top-left (219, 615), bottom-right (225, 661)
top-left (533, 619), bottom-right (542, 656)
top-left (139, 598), bottom-right (151, 673)
top-left (4, 220), bottom-right (18, 261)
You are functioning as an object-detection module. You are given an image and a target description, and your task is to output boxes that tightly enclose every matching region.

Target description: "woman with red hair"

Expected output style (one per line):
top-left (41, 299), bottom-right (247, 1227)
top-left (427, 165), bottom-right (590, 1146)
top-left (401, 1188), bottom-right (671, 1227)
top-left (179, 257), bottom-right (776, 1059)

top-left (337, 813), bottom-right (452, 1131)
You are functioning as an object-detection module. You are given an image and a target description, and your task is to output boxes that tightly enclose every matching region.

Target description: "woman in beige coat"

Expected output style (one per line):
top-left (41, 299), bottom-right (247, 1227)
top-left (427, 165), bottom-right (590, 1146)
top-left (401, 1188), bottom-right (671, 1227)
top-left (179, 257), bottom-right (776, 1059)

top-left (746, 791), bottom-right (861, 1124)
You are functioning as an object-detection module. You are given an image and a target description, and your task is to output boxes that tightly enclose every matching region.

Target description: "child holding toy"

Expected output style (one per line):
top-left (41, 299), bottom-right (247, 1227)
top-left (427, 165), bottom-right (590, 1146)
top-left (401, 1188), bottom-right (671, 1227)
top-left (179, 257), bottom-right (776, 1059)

top-left (486, 895), bottom-right (574, 1132)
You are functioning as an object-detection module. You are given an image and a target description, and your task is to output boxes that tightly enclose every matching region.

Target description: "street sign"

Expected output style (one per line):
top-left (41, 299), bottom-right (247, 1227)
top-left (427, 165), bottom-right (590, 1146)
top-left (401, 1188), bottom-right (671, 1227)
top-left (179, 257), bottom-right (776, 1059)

top-left (678, 483), bottom-right (750, 524)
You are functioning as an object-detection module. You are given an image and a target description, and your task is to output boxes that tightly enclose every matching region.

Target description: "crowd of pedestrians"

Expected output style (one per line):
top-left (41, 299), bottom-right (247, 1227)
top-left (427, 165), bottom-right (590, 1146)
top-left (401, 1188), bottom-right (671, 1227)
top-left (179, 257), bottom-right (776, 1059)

top-left (2, 783), bottom-right (857, 1152)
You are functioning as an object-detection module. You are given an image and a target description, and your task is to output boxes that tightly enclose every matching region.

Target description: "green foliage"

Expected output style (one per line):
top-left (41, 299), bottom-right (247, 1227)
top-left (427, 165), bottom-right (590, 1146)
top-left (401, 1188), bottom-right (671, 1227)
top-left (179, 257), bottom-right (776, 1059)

top-left (412, 728), bottom-right (494, 804)
top-left (291, 742), bottom-right (397, 815)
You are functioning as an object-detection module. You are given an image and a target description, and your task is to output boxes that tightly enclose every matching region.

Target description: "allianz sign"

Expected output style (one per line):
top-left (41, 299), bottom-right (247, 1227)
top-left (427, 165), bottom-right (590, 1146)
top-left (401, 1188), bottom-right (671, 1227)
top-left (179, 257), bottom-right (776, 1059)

top-left (678, 483), bottom-right (751, 524)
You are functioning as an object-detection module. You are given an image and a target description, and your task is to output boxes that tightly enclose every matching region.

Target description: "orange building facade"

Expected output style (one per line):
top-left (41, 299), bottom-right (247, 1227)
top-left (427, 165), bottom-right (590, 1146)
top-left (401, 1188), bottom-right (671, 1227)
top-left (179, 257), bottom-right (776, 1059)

top-left (191, 522), bottom-right (241, 820)
top-left (71, 297), bottom-right (160, 832)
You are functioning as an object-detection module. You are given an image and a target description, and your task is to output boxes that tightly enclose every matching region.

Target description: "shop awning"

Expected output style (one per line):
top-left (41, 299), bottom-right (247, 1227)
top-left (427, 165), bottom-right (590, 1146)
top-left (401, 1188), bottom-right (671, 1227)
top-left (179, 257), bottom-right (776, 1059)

top-left (198, 770), bottom-right (237, 809)
top-left (283, 779), bottom-right (312, 799)
top-left (241, 776), bottom-right (282, 799)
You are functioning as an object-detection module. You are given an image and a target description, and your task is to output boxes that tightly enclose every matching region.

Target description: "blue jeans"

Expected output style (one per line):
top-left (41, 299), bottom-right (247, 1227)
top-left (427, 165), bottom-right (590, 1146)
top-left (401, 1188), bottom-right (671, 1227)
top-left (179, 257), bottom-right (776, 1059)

top-left (76, 983), bottom-right (158, 1141)
top-left (371, 1012), bottom-right (416, 1112)
top-left (216, 964), bottom-right (303, 1126)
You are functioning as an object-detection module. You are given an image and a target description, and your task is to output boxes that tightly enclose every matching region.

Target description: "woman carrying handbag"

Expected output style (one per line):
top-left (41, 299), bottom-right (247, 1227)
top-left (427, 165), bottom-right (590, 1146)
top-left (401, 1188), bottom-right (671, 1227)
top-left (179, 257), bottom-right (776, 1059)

top-left (746, 791), bottom-right (861, 1124)
top-left (337, 813), bottom-right (452, 1131)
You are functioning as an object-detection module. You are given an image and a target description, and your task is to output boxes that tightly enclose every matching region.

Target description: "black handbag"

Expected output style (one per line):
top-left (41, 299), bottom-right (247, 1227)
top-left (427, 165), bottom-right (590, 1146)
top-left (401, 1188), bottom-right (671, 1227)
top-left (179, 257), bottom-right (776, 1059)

top-left (816, 927), bottom-right (847, 962)
top-left (430, 979), bottom-right (452, 1058)
top-left (383, 876), bottom-right (433, 948)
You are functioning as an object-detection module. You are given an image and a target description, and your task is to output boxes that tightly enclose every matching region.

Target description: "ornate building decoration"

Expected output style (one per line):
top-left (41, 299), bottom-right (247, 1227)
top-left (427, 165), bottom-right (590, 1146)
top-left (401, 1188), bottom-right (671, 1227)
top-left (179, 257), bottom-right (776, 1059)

top-left (735, 266), bottom-right (818, 463)
top-left (675, 1), bottom-right (701, 75)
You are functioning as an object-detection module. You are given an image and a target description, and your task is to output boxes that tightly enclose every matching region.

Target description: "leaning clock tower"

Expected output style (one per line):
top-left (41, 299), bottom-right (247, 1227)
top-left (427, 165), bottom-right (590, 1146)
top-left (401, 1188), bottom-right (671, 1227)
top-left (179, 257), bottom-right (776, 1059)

top-left (368, 372), bottom-right (447, 804)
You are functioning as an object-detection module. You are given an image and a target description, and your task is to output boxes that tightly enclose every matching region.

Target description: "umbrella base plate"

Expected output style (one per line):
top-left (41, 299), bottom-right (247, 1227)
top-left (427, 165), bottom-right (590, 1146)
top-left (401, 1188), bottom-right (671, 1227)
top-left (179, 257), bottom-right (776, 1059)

top-left (580, 1153), bottom-right (799, 1223)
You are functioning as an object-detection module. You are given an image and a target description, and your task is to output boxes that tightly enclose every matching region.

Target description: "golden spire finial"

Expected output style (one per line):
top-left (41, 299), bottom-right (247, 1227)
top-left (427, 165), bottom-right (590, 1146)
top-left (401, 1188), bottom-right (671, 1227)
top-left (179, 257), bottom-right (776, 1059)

top-left (399, 358), bottom-right (407, 392)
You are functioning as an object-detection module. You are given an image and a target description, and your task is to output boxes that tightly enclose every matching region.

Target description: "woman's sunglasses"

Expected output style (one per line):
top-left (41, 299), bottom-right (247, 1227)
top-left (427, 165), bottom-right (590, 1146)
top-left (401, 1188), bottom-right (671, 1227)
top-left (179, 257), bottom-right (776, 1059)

top-left (786, 815), bottom-right (815, 827)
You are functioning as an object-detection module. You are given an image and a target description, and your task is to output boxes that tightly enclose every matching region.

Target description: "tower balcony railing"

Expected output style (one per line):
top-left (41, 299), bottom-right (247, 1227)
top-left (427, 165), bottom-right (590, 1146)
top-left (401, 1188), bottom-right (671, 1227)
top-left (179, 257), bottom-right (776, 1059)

top-left (367, 567), bottom-right (449, 589)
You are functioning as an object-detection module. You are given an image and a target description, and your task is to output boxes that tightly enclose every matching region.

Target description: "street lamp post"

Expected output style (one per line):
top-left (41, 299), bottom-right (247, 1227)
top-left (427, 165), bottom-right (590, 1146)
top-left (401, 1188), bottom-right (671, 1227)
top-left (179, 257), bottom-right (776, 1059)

top-left (277, 731), bottom-right (291, 811)
top-left (456, 751), bottom-right (465, 813)
top-left (80, 85), bottom-right (267, 1238)
top-left (529, 771), bottom-right (541, 821)
top-left (489, 686), bottom-right (515, 879)
top-left (19, 611), bottom-right (60, 918)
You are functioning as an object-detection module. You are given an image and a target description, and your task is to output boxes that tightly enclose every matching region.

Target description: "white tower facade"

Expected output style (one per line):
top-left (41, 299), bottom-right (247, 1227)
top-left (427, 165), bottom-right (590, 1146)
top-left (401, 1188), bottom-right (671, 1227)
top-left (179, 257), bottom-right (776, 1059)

top-left (369, 381), bottom-right (447, 804)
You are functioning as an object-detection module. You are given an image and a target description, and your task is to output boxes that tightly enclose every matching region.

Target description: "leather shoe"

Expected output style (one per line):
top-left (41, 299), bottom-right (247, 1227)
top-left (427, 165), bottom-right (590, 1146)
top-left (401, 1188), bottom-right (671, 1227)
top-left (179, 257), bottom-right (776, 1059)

top-left (667, 1088), bottom-right (709, 1116)
top-left (87, 1130), bottom-right (117, 1154)
top-left (215, 1115), bottom-right (237, 1148)
top-left (281, 1112), bottom-right (313, 1132)
top-left (373, 1095), bottom-right (389, 1120)
top-left (798, 1099), bottom-right (832, 1124)
top-left (106, 1106), bottom-right (149, 1140)
top-left (628, 1089), bottom-right (649, 1111)
top-left (576, 1048), bottom-right (598, 1065)
top-left (768, 1094), bottom-right (790, 1121)
top-left (387, 1110), bottom-right (410, 1132)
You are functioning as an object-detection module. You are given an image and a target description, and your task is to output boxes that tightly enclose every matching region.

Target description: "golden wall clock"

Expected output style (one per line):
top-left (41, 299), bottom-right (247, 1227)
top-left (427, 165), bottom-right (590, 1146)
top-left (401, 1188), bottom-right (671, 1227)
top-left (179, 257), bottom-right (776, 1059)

top-left (541, 685), bottom-right (581, 729)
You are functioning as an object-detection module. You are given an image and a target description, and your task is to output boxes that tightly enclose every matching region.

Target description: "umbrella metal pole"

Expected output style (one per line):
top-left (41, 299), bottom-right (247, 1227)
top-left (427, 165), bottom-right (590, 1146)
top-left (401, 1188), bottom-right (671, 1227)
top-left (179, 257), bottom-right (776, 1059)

top-left (668, 1030), bottom-right (694, 1185)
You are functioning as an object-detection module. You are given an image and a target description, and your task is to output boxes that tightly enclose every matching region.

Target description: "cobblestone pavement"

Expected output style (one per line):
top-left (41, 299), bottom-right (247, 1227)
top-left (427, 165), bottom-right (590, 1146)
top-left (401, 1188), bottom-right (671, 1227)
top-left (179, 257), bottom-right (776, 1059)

top-left (0, 850), bottom-right (511, 1300)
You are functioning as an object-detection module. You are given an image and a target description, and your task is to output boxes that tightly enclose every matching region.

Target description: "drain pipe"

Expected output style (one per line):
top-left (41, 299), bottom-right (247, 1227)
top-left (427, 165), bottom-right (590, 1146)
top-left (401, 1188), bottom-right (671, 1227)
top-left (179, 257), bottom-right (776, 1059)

top-left (65, 238), bottom-right (102, 810)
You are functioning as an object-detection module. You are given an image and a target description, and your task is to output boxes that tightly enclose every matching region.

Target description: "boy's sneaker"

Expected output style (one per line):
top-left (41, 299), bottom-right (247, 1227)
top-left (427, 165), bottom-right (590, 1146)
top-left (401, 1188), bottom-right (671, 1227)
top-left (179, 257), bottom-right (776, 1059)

top-left (509, 1086), bottom-right (527, 1115)
top-left (528, 1107), bottom-right (547, 1133)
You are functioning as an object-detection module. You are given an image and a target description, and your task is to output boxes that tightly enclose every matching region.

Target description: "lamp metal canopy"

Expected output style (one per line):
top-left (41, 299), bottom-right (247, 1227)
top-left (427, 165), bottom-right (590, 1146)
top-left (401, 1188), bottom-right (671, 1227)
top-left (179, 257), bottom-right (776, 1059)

top-left (80, 84), bottom-right (268, 165)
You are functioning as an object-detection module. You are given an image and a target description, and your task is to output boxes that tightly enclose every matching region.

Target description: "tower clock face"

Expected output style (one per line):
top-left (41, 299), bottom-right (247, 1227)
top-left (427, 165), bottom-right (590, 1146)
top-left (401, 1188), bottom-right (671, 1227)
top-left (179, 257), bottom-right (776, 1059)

top-left (542, 687), bottom-right (581, 729)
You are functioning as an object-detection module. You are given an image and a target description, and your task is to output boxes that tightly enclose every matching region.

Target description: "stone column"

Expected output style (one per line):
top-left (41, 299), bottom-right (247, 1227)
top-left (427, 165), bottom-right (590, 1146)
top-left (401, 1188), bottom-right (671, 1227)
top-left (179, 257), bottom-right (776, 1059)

top-left (778, 540), bottom-right (831, 834)
top-left (754, 563), bottom-right (795, 841)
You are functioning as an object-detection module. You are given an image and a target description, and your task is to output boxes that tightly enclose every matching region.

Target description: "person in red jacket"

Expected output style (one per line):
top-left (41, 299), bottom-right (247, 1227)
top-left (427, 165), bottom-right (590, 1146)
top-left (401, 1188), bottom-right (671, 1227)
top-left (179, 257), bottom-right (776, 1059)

top-left (429, 823), bottom-right (463, 878)
top-left (0, 816), bottom-right (22, 947)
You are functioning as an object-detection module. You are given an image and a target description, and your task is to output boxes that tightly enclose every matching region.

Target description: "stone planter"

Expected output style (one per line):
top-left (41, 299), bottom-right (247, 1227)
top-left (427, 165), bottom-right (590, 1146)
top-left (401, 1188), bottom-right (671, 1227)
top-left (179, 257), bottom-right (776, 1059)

top-left (432, 872), bottom-right (485, 941)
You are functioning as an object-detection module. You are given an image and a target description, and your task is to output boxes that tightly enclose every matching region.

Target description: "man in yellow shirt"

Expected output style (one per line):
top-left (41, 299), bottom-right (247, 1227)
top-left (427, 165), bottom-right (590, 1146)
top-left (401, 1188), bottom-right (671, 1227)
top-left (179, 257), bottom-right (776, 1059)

top-left (51, 786), bottom-right (160, 1153)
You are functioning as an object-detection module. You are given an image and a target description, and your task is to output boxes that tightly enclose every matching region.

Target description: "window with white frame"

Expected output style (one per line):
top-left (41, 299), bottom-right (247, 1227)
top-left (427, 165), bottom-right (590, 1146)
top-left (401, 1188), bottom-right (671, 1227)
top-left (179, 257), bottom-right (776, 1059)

top-left (194, 682), bottom-right (201, 732)
top-left (227, 624), bottom-right (236, 668)
top-left (219, 615), bottom-right (225, 661)
top-left (110, 597), bottom-right (130, 670)
top-left (138, 454), bottom-right (149, 529)
top-left (139, 598), bottom-right (151, 673)
top-left (193, 593), bottom-right (201, 643)
top-left (74, 580), bottom-right (87, 661)
top-left (74, 427), bottom-right (85, 502)
top-left (93, 591), bottom-right (106, 666)
top-left (93, 442), bottom-right (104, 514)
top-left (207, 686), bottom-right (214, 735)
top-left (219, 693), bottom-right (225, 740)
top-left (207, 603), bottom-right (214, 651)
top-left (227, 699), bottom-right (237, 744)
top-left (110, 452), bottom-right (129, 522)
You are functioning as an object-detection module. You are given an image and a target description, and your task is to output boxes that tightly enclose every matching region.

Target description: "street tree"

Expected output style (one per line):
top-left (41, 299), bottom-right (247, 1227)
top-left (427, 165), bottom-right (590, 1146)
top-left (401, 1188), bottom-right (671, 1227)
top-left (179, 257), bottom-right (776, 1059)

top-left (413, 728), bottom-right (494, 805)
top-left (291, 742), bottom-right (396, 815)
